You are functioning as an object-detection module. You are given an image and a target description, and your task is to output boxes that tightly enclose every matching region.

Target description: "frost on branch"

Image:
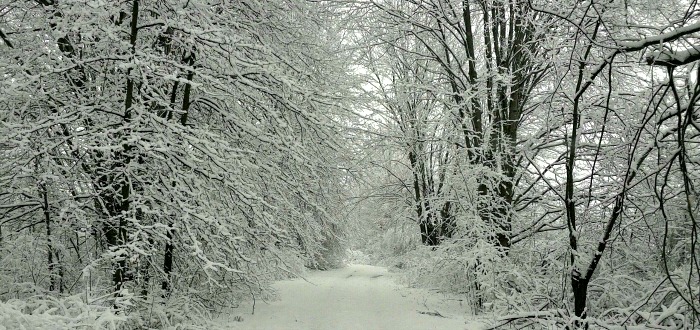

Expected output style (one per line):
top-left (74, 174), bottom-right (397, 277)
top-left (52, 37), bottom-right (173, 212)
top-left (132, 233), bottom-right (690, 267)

top-left (0, 0), bottom-right (349, 327)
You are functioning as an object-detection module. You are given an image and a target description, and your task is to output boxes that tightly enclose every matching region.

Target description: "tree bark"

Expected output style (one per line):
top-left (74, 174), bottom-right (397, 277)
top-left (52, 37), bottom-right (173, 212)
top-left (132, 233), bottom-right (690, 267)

top-left (40, 179), bottom-right (57, 292)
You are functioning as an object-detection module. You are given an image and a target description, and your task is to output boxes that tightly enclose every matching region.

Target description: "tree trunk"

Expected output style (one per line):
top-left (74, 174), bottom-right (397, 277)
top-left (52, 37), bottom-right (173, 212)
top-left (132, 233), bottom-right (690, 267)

top-left (571, 272), bottom-right (589, 328)
top-left (419, 212), bottom-right (440, 246)
top-left (161, 226), bottom-right (174, 295)
top-left (40, 180), bottom-right (57, 292)
top-left (439, 201), bottom-right (454, 240)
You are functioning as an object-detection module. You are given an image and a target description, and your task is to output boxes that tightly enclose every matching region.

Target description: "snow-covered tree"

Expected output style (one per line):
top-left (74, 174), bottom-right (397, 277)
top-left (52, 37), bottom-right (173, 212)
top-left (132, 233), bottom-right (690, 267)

top-left (1, 0), bottom-right (350, 326)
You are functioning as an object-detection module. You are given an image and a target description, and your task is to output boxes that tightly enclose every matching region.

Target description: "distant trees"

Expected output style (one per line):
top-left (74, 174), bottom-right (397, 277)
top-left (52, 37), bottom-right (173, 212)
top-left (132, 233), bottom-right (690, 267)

top-left (0, 0), bottom-right (348, 324)
top-left (360, 0), bottom-right (548, 251)
top-left (362, 34), bottom-right (454, 246)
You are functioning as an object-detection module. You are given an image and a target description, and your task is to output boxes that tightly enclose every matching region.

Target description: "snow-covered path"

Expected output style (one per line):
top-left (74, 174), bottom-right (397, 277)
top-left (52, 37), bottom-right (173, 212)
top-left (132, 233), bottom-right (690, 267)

top-left (226, 264), bottom-right (482, 330)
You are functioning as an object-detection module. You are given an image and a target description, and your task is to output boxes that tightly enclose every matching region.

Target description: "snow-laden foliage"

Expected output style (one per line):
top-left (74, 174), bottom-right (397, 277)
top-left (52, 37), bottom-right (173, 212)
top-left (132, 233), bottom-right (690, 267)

top-left (1, 0), bottom-right (351, 327)
top-left (343, 0), bottom-right (700, 328)
top-left (0, 295), bottom-right (124, 330)
top-left (3, 0), bottom-right (700, 329)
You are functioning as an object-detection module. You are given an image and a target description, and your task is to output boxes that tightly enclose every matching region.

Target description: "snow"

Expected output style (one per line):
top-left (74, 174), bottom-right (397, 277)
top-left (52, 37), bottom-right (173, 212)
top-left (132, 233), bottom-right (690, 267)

top-left (224, 264), bottom-right (484, 330)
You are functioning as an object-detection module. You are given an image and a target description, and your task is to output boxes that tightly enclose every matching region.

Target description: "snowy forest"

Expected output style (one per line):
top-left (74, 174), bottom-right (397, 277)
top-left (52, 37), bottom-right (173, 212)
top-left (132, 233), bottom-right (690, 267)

top-left (1, 0), bottom-right (699, 329)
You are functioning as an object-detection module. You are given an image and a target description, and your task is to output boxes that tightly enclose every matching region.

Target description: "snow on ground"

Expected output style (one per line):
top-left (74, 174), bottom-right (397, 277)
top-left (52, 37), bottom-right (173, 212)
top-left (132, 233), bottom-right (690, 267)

top-left (223, 264), bottom-right (485, 330)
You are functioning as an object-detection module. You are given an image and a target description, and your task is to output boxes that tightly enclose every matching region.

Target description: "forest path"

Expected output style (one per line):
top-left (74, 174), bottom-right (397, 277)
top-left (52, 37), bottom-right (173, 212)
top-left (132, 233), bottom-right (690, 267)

top-left (226, 264), bottom-right (483, 330)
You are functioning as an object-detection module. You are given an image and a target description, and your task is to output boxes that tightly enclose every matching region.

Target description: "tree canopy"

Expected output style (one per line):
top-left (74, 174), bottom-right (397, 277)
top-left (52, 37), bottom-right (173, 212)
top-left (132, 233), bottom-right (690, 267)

top-left (1, 0), bottom-right (699, 329)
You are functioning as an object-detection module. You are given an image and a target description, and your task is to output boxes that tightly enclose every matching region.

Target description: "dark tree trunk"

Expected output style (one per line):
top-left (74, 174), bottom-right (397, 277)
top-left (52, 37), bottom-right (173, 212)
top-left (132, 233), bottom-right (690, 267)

top-left (97, 171), bottom-right (127, 294)
top-left (107, 0), bottom-right (140, 297)
top-left (41, 181), bottom-right (57, 292)
top-left (161, 226), bottom-right (174, 295)
top-left (571, 272), bottom-right (589, 329)
top-left (439, 201), bottom-right (454, 240)
top-left (56, 251), bottom-right (64, 293)
top-left (419, 212), bottom-right (440, 246)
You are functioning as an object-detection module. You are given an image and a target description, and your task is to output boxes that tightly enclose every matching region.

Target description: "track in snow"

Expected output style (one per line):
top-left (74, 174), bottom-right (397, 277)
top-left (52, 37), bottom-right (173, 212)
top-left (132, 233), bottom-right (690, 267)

top-left (226, 264), bottom-right (483, 330)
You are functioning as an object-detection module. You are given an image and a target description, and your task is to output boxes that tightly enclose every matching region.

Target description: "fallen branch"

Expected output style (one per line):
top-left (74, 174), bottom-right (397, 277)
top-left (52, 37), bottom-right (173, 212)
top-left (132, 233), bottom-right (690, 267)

top-left (417, 310), bottom-right (447, 318)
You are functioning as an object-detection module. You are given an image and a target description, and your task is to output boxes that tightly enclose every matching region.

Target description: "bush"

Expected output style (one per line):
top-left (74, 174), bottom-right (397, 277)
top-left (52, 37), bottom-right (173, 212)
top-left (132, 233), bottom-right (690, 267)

top-left (0, 295), bottom-right (124, 330)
